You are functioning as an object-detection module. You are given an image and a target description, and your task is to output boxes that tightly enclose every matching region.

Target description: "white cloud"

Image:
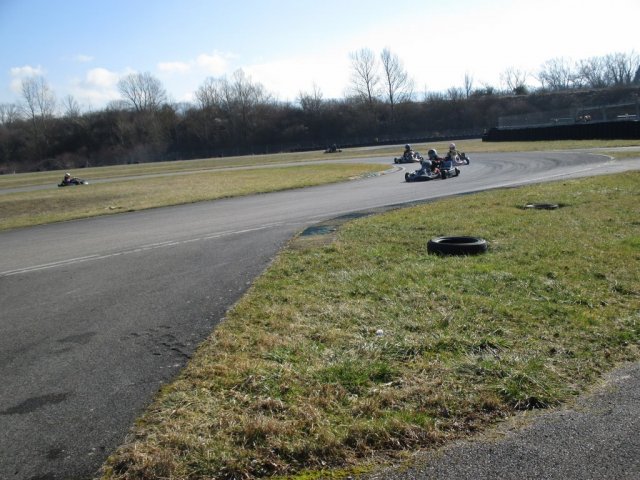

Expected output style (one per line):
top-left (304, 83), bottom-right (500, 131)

top-left (158, 61), bottom-right (191, 73)
top-left (10, 65), bottom-right (45, 77)
top-left (85, 68), bottom-right (120, 88)
top-left (69, 67), bottom-right (123, 105)
top-left (244, 51), bottom-right (350, 101)
top-left (195, 52), bottom-right (229, 75)
top-left (9, 65), bottom-right (46, 93)
top-left (156, 51), bottom-right (232, 77)
top-left (74, 54), bottom-right (94, 63)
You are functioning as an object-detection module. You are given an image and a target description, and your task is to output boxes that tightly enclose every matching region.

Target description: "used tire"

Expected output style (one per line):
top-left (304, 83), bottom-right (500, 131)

top-left (524, 203), bottom-right (559, 210)
top-left (427, 236), bottom-right (488, 255)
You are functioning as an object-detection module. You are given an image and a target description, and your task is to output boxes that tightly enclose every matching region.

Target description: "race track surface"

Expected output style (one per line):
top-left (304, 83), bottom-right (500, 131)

top-left (1, 150), bottom-right (639, 479)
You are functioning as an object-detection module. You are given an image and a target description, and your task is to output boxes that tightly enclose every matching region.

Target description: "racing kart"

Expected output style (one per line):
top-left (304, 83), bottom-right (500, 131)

top-left (405, 160), bottom-right (460, 182)
top-left (324, 144), bottom-right (342, 153)
top-left (438, 159), bottom-right (461, 179)
top-left (405, 168), bottom-right (441, 182)
top-left (394, 151), bottom-right (423, 164)
top-left (448, 152), bottom-right (470, 166)
top-left (58, 178), bottom-right (89, 187)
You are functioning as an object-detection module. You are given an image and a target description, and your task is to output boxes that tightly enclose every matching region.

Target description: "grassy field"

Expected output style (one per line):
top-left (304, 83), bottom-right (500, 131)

top-left (2, 139), bottom-right (639, 232)
top-left (101, 171), bottom-right (640, 479)
top-left (0, 163), bottom-right (384, 231)
top-left (2, 138), bottom-right (639, 190)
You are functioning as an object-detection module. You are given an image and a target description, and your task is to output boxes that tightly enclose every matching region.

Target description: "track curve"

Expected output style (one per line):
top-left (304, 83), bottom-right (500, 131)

top-left (0, 150), bottom-right (639, 479)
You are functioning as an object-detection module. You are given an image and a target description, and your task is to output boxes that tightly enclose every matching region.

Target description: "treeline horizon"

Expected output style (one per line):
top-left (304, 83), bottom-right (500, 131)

top-left (1, 50), bottom-right (638, 173)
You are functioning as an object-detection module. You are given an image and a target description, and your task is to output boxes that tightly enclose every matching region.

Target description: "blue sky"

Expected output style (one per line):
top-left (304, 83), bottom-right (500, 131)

top-left (0, 0), bottom-right (638, 111)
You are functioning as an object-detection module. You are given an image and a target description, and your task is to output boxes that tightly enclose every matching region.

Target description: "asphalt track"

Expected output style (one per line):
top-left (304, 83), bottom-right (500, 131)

top-left (1, 150), bottom-right (639, 479)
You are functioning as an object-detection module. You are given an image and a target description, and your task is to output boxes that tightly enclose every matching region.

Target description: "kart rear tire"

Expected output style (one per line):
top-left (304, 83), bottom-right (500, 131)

top-left (427, 236), bottom-right (488, 256)
top-left (441, 170), bottom-right (447, 179)
top-left (405, 172), bottom-right (410, 182)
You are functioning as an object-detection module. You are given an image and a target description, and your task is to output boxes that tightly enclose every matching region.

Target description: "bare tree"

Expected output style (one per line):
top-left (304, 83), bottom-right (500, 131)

top-left (218, 69), bottom-right (271, 143)
top-left (20, 76), bottom-right (56, 158)
top-left (380, 48), bottom-right (413, 119)
top-left (500, 67), bottom-right (529, 94)
top-left (446, 87), bottom-right (465, 101)
top-left (349, 48), bottom-right (380, 105)
top-left (298, 83), bottom-right (324, 113)
top-left (463, 72), bottom-right (474, 98)
top-left (537, 57), bottom-right (577, 90)
top-left (20, 75), bottom-right (56, 120)
top-left (195, 77), bottom-right (224, 110)
top-left (577, 56), bottom-right (608, 88)
top-left (603, 51), bottom-right (640, 86)
top-left (0, 103), bottom-right (21, 125)
top-left (62, 95), bottom-right (81, 118)
top-left (117, 72), bottom-right (167, 112)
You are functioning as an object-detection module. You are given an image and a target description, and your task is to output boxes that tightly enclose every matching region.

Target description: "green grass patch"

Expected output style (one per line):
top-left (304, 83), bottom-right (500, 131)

top-left (101, 172), bottom-right (640, 479)
top-left (0, 163), bottom-right (383, 231)
top-left (2, 139), bottom-right (638, 190)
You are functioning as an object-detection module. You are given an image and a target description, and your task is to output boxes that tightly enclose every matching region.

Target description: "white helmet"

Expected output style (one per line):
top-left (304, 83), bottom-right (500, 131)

top-left (449, 143), bottom-right (456, 151)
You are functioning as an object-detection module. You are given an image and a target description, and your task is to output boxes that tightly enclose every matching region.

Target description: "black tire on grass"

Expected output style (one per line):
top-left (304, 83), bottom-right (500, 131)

top-left (524, 203), bottom-right (559, 210)
top-left (427, 236), bottom-right (488, 255)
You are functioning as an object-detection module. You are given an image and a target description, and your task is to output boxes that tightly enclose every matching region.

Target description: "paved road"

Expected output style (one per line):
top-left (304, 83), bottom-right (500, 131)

top-left (1, 152), bottom-right (639, 479)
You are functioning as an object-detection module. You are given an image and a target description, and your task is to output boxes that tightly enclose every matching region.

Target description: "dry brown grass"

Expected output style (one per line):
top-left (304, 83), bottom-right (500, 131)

top-left (101, 172), bottom-right (640, 479)
top-left (0, 163), bottom-right (383, 230)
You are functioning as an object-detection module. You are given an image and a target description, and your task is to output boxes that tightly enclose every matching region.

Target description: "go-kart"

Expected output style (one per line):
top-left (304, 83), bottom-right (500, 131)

top-left (438, 159), bottom-right (461, 179)
top-left (405, 160), bottom-right (460, 182)
top-left (394, 151), bottom-right (423, 164)
top-left (405, 168), bottom-right (441, 182)
top-left (448, 152), bottom-right (470, 166)
top-left (58, 178), bottom-right (89, 187)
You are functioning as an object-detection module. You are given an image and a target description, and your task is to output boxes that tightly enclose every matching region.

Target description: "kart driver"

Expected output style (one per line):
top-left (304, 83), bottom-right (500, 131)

top-left (403, 144), bottom-right (415, 161)
top-left (427, 149), bottom-right (443, 173)
top-left (446, 143), bottom-right (460, 161)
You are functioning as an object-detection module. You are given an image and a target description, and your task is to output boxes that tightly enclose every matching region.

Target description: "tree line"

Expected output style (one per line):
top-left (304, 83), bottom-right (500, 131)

top-left (1, 49), bottom-right (639, 173)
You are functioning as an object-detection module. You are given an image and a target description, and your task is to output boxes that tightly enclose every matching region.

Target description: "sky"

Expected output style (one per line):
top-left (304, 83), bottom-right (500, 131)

top-left (0, 0), bottom-right (638, 112)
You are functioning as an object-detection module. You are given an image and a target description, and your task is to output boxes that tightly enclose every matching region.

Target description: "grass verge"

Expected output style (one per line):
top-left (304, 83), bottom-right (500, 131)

top-left (101, 172), bottom-right (639, 479)
top-left (0, 163), bottom-right (384, 231)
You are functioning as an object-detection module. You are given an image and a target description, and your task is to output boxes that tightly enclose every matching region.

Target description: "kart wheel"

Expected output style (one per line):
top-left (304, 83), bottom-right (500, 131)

top-left (455, 168), bottom-right (460, 176)
top-left (405, 172), bottom-right (410, 182)
top-left (427, 236), bottom-right (488, 256)
top-left (441, 170), bottom-right (447, 179)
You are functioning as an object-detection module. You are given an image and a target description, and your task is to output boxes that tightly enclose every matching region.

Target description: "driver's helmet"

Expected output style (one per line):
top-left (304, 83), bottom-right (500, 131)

top-left (449, 143), bottom-right (456, 151)
top-left (64, 172), bottom-right (71, 178)
top-left (427, 149), bottom-right (438, 160)
top-left (405, 144), bottom-right (411, 151)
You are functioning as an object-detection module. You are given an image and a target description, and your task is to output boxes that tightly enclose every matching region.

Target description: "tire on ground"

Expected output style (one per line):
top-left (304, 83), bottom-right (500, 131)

top-left (524, 203), bottom-right (559, 210)
top-left (427, 236), bottom-right (488, 255)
